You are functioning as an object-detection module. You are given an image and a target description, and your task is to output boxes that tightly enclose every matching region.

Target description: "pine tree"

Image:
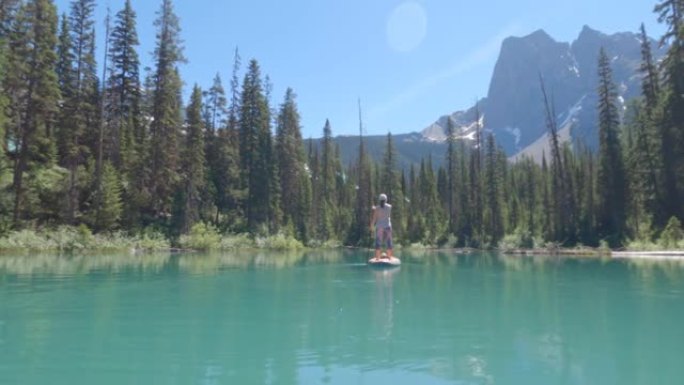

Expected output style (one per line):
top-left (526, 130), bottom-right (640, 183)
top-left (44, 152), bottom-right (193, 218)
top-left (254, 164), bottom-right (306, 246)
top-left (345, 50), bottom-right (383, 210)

top-left (105, 0), bottom-right (141, 170)
top-left (405, 164), bottom-right (420, 243)
top-left (577, 146), bottom-right (597, 245)
top-left (308, 140), bottom-right (322, 237)
top-left (239, 59), bottom-right (272, 233)
top-left (640, 24), bottom-right (660, 113)
top-left (454, 139), bottom-right (469, 244)
top-left (540, 74), bottom-right (576, 243)
top-left (350, 101), bottom-right (372, 245)
top-left (6, 0), bottom-right (60, 225)
top-left (483, 133), bottom-right (504, 245)
top-left (318, 119), bottom-right (336, 238)
top-left (539, 153), bottom-right (551, 241)
top-left (148, 0), bottom-right (184, 219)
top-left (202, 73), bottom-right (228, 134)
top-left (0, 21), bottom-right (11, 204)
top-left (596, 48), bottom-right (627, 245)
top-left (227, 47), bottom-right (241, 132)
top-left (207, 48), bottom-right (242, 230)
top-left (0, 0), bottom-right (19, 38)
top-left (654, 0), bottom-right (684, 221)
top-left (417, 156), bottom-right (443, 243)
top-left (445, 117), bottom-right (457, 234)
top-left (626, 105), bottom-right (658, 237)
top-left (178, 85), bottom-right (206, 233)
top-left (381, 132), bottom-right (404, 241)
top-left (264, 76), bottom-right (280, 233)
top-left (632, 24), bottom-right (664, 227)
top-left (275, 88), bottom-right (308, 238)
top-left (468, 104), bottom-right (484, 245)
top-left (0, 0), bottom-right (16, 167)
top-left (94, 161), bottom-right (122, 230)
top-left (62, 0), bottom-right (99, 223)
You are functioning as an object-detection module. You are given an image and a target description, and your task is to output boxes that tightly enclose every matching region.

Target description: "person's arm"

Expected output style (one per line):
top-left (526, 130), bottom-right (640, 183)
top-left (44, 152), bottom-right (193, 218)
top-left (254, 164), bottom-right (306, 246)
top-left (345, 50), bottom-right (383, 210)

top-left (369, 206), bottom-right (377, 233)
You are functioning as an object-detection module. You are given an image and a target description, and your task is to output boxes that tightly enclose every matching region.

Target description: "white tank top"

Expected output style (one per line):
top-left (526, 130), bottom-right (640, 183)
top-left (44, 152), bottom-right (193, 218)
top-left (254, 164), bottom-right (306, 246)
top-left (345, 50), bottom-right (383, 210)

top-left (375, 204), bottom-right (392, 228)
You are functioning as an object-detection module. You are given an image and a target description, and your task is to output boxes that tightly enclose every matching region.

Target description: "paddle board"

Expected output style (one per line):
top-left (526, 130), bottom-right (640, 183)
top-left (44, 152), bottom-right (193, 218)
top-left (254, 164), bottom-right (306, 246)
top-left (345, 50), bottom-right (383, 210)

top-left (368, 253), bottom-right (401, 267)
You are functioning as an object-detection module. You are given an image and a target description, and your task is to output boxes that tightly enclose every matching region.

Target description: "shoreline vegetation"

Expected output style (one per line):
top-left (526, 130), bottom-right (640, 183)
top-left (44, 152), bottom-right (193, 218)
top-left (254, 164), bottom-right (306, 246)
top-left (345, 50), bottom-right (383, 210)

top-left (0, 224), bottom-right (682, 258)
top-left (1, 0), bottom-right (683, 254)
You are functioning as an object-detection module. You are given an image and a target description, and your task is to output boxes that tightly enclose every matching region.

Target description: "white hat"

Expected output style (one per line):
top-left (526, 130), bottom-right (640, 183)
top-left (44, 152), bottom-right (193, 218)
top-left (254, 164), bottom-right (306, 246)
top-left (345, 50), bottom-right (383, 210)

top-left (379, 193), bottom-right (387, 201)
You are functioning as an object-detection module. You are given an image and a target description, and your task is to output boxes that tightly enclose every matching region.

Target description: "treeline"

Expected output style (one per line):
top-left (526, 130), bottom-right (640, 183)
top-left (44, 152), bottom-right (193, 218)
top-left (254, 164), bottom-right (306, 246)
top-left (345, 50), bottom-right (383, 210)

top-left (0, 0), bottom-right (682, 249)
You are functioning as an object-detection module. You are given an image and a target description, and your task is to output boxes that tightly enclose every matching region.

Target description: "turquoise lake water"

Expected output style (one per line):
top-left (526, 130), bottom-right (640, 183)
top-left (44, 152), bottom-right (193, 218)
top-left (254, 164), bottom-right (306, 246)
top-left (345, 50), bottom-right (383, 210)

top-left (1, 251), bottom-right (683, 384)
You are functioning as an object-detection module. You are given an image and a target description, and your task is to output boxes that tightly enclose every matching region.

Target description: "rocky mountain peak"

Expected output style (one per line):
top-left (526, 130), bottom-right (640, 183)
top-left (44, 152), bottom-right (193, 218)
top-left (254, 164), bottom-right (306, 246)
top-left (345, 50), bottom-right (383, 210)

top-left (420, 26), bottom-right (664, 157)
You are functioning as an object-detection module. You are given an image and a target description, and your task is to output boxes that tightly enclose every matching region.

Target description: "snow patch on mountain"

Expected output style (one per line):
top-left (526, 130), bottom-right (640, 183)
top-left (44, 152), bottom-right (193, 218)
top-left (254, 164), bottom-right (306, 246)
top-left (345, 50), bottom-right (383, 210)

top-left (503, 127), bottom-right (521, 147)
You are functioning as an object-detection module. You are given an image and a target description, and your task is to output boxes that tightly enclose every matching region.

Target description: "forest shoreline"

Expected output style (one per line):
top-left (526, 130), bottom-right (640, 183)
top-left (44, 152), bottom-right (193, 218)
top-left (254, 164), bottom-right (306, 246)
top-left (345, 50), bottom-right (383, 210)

top-left (1, 230), bottom-right (683, 259)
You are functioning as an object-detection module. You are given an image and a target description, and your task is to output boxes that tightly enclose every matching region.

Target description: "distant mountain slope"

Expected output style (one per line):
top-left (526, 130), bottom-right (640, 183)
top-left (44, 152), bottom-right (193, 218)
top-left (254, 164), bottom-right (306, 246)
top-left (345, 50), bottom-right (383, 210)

top-left (420, 26), bottom-right (666, 156)
top-left (309, 134), bottom-right (448, 171)
top-left (325, 26), bottom-right (665, 169)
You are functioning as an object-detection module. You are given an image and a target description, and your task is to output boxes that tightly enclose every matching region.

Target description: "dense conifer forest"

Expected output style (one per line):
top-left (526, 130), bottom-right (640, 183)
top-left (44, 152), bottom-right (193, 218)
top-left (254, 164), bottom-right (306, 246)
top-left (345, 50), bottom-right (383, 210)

top-left (0, 0), bottom-right (683, 249)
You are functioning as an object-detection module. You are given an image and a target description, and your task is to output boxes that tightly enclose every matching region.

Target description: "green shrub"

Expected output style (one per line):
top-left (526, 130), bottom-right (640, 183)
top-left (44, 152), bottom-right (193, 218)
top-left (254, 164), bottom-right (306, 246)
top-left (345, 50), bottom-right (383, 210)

top-left (0, 226), bottom-right (175, 253)
top-left (436, 233), bottom-right (458, 249)
top-left (179, 223), bottom-right (222, 250)
top-left (499, 228), bottom-right (534, 250)
top-left (0, 229), bottom-right (54, 251)
top-left (306, 238), bottom-right (342, 249)
top-left (624, 239), bottom-right (657, 251)
top-left (660, 216), bottom-right (683, 249)
top-left (256, 233), bottom-right (304, 251)
top-left (133, 230), bottom-right (170, 251)
top-left (219, 233), bottom-right (254, 249)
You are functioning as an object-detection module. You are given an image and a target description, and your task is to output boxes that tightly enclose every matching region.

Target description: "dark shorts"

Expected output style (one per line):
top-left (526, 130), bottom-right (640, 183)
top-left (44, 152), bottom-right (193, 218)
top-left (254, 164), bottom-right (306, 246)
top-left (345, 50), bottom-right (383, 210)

top-left (375, 227), bottom-right (393, 249)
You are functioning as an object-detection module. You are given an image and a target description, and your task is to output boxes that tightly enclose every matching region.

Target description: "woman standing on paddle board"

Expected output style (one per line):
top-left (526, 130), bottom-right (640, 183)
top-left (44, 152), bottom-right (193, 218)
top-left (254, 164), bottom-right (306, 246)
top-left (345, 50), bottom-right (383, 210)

top-left (370, 193), bottom-right (393, 260)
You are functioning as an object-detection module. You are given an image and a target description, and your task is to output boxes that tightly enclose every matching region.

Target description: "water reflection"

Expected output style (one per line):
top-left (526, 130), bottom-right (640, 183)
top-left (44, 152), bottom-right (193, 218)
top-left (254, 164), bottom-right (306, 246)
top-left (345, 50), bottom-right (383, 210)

top-left (0, 253), bottom-right (171, 276)
top-left (370, 267), bottom-right (399, 340)
top-left (0, 249), bottom-right (355, 277)
top-left (2, 250), bottom-right (684, 384)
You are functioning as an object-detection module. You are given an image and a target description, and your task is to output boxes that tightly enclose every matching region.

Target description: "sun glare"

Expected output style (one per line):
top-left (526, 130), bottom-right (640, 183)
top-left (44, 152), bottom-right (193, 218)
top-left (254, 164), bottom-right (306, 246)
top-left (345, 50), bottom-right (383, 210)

top-left (386, 1), bottom-right (428, 53)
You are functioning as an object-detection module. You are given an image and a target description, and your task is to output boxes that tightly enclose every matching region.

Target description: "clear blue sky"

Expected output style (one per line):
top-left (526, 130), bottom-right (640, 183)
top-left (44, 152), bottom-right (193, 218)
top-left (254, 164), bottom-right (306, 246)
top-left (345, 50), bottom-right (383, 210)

top-left (55, 0), bottom-right (665, 138)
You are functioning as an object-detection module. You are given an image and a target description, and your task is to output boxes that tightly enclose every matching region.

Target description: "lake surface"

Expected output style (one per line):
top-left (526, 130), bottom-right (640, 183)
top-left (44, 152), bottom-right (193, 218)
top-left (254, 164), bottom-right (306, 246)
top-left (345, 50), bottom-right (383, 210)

top-left (1, 250), bottom-right (683, 385)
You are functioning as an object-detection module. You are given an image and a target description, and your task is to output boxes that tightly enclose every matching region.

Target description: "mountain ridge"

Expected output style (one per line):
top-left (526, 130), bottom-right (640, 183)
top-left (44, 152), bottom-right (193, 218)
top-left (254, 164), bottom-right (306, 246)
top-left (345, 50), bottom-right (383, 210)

top-left (324, 26), bottom-right (665, 168)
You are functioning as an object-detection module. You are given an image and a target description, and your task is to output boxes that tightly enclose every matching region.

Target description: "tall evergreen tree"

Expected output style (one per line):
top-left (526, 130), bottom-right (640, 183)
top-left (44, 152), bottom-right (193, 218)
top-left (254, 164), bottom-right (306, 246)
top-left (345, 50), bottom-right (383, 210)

top-left (596, 48), bottom-right (627, 245)
top-left (275, 88), bottom-right (308, 238)
top-left (381, 132), bottom-right (404, 241)
top-left (540, 153), bottom-right (553, 241)
top-left (94, 161), bottom-right (122, 230)
top-left (0, 0), bottom-right (19, 38)
top-left (227, 47), bottom-right (241, 132)
top-left (0, 8), bottom-right (12, 216)
top-left (540, 74), bottom-right (575, 242)
top-left (308, 140), bottom-right (322, 237)
top-left (239, 59), bottom-right (272, 233)
top-left (148, 0), bottom-right (184, 220)
top-left (483, 133), bottom-right (504, 244)
top-left (577, 146), bottom-right (597, 245)
top-left (55, 0), bottom-right (98, 223)
top-left (654, 0), bottom-right (684, 221)
top-left (6, 0), bottom-right (60, 225)
top-left (350, 101), bottom-right (372, 245)
top-left (468, 104), bottom-right (483, 245)
top-left (640, 23), bottom-right (660, 113)
top-left (202, 73), bottom-right (227, 134)
top-left (178, 85), bottom-right (206, 233)
top-left (457, 138), bottom-right (470, 243)
top-left (317, 119), bottom-right (335, 239)
top-left (632, 24), bottom-right (664, 227)
top-left (445, 117), bottom-right (457, 234)
top-left (105, 0), bottom-right (141, 170)
top-left (207, 47), bottom-right (243, 230)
